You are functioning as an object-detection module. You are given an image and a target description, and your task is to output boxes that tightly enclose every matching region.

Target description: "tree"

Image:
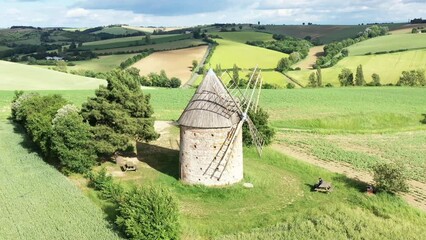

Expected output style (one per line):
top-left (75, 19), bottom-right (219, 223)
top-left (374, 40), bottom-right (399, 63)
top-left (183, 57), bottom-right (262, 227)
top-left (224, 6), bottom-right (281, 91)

top-left (412, 28), bottom-right (419, 34)
top-left (276, 57), bottom-right (291, 72)
top-left (316, 67), bottom-right (322, 87)
top-left (355, 64), bottom-right (366, 86)
top-left (286, 82), bottom-right (295, 89)
top-left (69, 41), bottom-right (77, 50)
top-left (308, 72), bottom-right (317, 87)
top-left (371, 73), bottom-right (381, 86)
top-left (338, 68), bottom-right (354, 86)
top-left (397, 70), bottom-right (426, 86)
top-left (242, 107), bottom-right (275, 146)
top-left (55, 61), bottom-right (67, 73)
top-left (170, 77), bottom-right (181, 88)
top-left (238, 25), bottom-right (243, 30)
top-left (145, 34), bottom-right (151, 44)
top-left (51, 105), bottom-right (96, 174)
top-left (373, 162), bottom-right (409, 193)
top-left (192, 60), bottom-right (198, 70)
top-left (116, 186), bottom-right (180, 240)
top-left (289, 52), bottom-right (301, 63)
top-left (341, 48), bottom-right (349, 57)
top-left (231, 64), bottom-right (239, 85)
top-left (214, 64), bottom-right (222, 76)
top-left (81, 70), bottom-right (159, 156)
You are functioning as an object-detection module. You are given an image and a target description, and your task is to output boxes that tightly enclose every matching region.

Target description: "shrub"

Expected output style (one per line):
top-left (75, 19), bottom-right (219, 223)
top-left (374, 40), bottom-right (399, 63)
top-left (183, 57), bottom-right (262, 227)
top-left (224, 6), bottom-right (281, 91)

top-left (325, 83), bottom-right (333, 87)
top-left (170, 77), bottom-right (181, 88)
top-left (286, 82), bottom-right (295, 89)
top-left (88, 168), bottom-right (124, 202)
top-left (373, 162), bottom-right (409, 193)
top-left (116, 186), bottom-right (180, 240)
top-left (242, 107), bottom-right (275, 146)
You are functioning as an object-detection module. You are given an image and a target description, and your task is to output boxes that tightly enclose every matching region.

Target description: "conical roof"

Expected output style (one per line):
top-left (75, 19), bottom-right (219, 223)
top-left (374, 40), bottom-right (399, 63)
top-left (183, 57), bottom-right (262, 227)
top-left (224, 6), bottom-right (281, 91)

top-left (178, 69), bottom-right (240, 128)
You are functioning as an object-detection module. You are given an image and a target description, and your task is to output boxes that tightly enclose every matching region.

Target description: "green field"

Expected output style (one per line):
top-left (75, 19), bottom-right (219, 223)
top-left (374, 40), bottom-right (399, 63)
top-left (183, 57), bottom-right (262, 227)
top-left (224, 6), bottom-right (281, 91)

top-left (68, 53), bottom-right (137, 72)
top-left (0, 92), bottom-right (118, 239)
top-left (92, 26), bottom-right (141, 35)
top-left (261, 23), bottom-right (405, 44)
top-left (209, 39), bottom-right (288, 69)
top-left (213, 31), bottom-right (274, 43)
top-left (287, 49), bottom-right (426, 86)
top-left (347, 34), bottom-right (426, 56)
top-left (93, 39), bottom-right (207, 54)
top-left (0, 61), bottom-right (105, 90)
top-left (80, 34), bottom-right (192, 51)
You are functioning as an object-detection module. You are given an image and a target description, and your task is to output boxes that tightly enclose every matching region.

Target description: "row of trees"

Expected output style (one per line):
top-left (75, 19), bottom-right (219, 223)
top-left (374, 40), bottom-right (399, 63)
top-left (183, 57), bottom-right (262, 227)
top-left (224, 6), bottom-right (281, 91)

top-left (247, 36), bottom-right (311, 60)
top-left (338, 65), bottom-right (381, 86)
top-left (11, 70), bottom-right (159, 174)
top-left (126, 68), bottom-right (181, 88)
top-left (316, 25), bottom-right (389, 68)
top-left (276, 52), bottom-right (303, 72)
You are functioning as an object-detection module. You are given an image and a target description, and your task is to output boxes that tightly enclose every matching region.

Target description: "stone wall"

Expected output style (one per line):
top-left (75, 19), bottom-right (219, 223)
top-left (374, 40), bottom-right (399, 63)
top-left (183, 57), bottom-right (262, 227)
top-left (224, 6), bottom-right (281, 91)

top-left (179, 125), bottom-right (243, 186)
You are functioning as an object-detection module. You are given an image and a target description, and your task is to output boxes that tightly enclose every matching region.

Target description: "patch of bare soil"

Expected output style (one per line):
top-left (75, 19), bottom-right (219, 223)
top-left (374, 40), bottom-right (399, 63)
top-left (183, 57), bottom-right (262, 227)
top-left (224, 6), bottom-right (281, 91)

top-left (132, 46), bottom-right (208, 85)
top-left (293, 45), bottom-right (324, 70)
top-left (272, 143), bottom-right (426, 212)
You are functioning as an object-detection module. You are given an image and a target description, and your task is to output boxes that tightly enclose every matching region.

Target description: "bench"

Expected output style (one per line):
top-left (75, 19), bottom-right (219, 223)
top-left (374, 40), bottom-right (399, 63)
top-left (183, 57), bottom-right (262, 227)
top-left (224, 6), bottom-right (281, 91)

top-left (314, 181), bottom-right (333, 193)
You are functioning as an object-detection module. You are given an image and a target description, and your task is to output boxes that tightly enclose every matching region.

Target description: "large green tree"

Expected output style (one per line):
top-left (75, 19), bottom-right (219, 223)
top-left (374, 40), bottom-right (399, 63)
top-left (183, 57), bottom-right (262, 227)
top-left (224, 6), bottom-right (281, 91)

top-left (81, 69), bottom-right (159, 156)
top-left (242, 107), bottom-right (275, 147)
top-left (51, 105), bottom-right (96, 174)
top-left (338, 68), bottom-right (354, 86)
top-left (355, 64), bottom-right (366, 86)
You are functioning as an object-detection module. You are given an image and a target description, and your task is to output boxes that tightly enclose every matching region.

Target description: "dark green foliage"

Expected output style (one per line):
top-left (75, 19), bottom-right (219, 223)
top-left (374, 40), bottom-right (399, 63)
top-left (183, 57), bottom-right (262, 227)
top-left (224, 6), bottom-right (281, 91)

top-left (316, 67), bottom-right (322, 87)
top-left (243, 107), bottom-right (275, 146)
top-left (286, 82), bottom-right (295, 89)
top-left (373, 162), bottom-right (409, 193)
top-left (307, 72), bottom-right (317, 87)
top-left (51, 105), bottom-right (96, 174)
top-left (276, 57), bottom-right (292, 72)
top-left (368, 73), bottom-right (381, 86)
top-left (116, 186), bottom-right (180, 240)
top-left (397, 70), bottom-right (426, 86)
top-left (338, 68), bottom-right (354, 86)
top-left (88, 168), bottom-right (124, 202)
top-left (232, 64), bottom-right (239, 84)
top-left (307, 68), bottom-right (322, 88)
top-left (325, 83), bottom-right (334, 87)
top-left (170, 77), bottom-right (182, 88)
top-left (355, 64), bottom-right (366, 86)
top-left (81, 69), bottom-right (159, 156)
top-left (12, 93), bottom-right (68, 158)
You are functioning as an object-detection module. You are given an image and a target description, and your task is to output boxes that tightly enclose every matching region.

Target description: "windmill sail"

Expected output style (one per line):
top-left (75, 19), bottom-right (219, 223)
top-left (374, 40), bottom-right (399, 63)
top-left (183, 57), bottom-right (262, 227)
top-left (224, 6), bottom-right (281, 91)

top-left (203, 67), bottom-right (265, 180)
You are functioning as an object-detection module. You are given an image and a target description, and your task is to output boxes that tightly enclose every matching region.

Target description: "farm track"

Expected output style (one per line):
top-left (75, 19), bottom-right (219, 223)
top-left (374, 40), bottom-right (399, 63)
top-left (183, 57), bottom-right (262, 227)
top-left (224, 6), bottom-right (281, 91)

top-left (272, 143), bottom-right (426, 212)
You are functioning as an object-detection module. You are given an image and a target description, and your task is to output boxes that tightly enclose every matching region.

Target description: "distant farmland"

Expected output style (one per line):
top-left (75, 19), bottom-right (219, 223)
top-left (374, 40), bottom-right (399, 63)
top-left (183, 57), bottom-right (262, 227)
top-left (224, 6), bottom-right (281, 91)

top-left (68, 53), bottom-right (137, 72)
top-left (347, 33), bottom-right (426, 56)
top-left (132, 45), bottom-right (208, 84)
top-left (212, 31), bottom-right (274, 43)
top-left (209, 39), bottom-right (287, 69)
top-left (0, 61), bottom-right (105, 90)
top-left (287, 49), bottom-right (426, 86)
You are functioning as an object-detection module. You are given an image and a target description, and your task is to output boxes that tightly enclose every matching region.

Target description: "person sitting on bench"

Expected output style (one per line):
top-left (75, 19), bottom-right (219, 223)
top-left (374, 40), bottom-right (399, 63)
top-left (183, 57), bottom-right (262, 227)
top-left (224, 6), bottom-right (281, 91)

top-left (317, 177), bottom-right (323, 188)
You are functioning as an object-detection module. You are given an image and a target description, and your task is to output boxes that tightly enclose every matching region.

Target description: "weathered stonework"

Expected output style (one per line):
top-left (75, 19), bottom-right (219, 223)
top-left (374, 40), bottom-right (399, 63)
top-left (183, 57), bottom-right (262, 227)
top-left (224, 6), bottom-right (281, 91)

top-left (179, 125), bottom-right (243, 186)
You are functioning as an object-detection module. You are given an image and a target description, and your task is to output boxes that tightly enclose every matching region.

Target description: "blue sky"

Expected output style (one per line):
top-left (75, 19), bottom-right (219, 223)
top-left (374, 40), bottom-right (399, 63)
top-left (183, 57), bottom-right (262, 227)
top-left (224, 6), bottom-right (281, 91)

top-left (0, 0), bottom-right (425, 27)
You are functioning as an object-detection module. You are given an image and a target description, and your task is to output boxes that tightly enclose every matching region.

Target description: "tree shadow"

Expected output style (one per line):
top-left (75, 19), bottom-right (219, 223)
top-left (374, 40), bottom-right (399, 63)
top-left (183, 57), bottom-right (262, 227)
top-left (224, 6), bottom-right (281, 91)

top-left (136, 142), bottom-right (180, 180)
top-left (305, 183), bottom-right (317, 192)
top-left (421, 114), bottom-right (426, 124)
top-left (331, 174), bottom-right (369, 193)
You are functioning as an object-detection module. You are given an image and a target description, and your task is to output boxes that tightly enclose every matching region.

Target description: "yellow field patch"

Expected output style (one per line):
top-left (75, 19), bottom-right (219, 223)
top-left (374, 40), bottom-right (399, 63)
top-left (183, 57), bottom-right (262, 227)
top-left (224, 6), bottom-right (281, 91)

top-left (132, 46), bottom-right (208, 84)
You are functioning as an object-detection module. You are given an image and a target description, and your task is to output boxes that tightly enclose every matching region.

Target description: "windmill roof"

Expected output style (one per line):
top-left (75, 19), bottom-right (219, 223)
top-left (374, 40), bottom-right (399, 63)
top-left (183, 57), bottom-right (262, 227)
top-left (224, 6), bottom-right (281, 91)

top-left (178, 69), bottom-right (240, 128)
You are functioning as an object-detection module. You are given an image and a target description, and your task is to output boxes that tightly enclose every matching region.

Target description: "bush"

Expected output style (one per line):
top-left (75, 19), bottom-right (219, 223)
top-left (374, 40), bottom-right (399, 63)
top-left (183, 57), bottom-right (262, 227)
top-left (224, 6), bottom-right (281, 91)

top-left (116, 186), bottom-right (180, 240)
top-left (242, 107), bottom-right (275, 146)
top-left (373, 162), bottom-right (409, 193)
top-left (170, 77), bottom-right (181, 88)
top-left (88, 168), bottom-right (124, 202)
top-left (325, 83), bottom-right (333, 87)
top-left (286, 82), bottom-right (295, 89)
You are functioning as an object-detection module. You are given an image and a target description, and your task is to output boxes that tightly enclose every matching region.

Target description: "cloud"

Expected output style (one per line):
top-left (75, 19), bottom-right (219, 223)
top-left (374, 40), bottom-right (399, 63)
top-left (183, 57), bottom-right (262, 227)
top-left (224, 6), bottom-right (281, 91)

top-left (74, 0), bottom-right (245, 16)
top-left (66, 8), bottom-right (90, 18)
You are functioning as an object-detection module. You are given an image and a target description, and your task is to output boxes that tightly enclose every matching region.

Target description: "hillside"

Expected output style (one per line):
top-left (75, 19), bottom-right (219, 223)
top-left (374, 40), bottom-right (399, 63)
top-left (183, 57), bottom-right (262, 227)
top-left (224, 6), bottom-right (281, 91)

top-left (347, 33), bottom-right (426, 56)
top-left (287, 49), bottom-right (426, 86)
top-left (0, 61), bottom-right (105, 90)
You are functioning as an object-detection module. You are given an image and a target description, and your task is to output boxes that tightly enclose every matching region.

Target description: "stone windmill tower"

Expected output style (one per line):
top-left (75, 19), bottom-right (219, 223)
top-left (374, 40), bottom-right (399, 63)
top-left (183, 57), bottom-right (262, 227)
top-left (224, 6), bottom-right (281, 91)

top-left (178, 69), bottom-right (264, 186)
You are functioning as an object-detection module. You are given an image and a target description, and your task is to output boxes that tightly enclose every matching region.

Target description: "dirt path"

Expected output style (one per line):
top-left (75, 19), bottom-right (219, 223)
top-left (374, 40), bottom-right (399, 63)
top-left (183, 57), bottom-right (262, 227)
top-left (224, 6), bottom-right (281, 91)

top-left (293, 45), bottom-right (324, 70)
top-left (272, 143), bottom-right (426, 212)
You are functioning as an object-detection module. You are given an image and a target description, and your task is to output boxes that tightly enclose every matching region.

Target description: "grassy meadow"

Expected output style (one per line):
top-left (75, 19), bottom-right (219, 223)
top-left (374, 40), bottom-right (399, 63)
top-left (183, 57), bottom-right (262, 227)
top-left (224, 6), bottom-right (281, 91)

top-left (287, 49), bottom-right (426, 86)
top-left (209, 39), bottom-right (287, 69)
top-left (91, 26), bottom-right (141, 35)
top-left (0, 61), bottom-right (106, 90)
top-left (68, 53), bottom-right (137, 72)
top-left (347, 33), bottom-right (426, 56)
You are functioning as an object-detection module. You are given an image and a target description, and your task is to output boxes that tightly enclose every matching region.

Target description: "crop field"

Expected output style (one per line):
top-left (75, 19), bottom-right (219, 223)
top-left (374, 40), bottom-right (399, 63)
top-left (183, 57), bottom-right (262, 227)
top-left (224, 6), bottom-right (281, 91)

top-left (122, 25), bottom-right (185, 33)
top-left (0, 97), bottom-right (118, 239)
top-left (80, 34), bottom-right (192, 51)
top-left (0, 61), bottom-right (105, 90)
top-left (212, 31), bottom-right (274, 43)
top-left (261, 23), bottom-right (405, 44)
top-left (287, 49), bottom-right (426, 86)
top-left (132, 45), bottom-right (208, 84)
top-left (209, 39), bottom-right (287, 69)
top-left (293, 45), bottom-right (324, 70)
top-left (68, 53), bottom-right (137, 72)
top-left (93, 39), bottom-right (207, 54)
top-left (347, 34), bottom-right (426, 56)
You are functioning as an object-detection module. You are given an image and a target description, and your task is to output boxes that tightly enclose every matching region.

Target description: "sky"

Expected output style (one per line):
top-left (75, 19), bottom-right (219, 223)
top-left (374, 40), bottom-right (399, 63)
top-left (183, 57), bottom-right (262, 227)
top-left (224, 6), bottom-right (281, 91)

top-left (0, 0), bottom-right (425, 28)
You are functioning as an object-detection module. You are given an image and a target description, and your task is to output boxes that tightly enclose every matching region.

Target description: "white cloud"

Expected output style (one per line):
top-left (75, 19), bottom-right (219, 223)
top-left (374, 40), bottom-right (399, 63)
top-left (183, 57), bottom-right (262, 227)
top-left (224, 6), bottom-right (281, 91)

top-left (66, 8), bottom-right (90, 18)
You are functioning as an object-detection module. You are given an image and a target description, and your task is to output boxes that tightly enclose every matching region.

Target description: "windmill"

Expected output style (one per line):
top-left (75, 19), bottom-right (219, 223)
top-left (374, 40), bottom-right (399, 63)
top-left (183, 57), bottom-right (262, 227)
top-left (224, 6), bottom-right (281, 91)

top-left (178, 68), bottom-right (265, 186)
